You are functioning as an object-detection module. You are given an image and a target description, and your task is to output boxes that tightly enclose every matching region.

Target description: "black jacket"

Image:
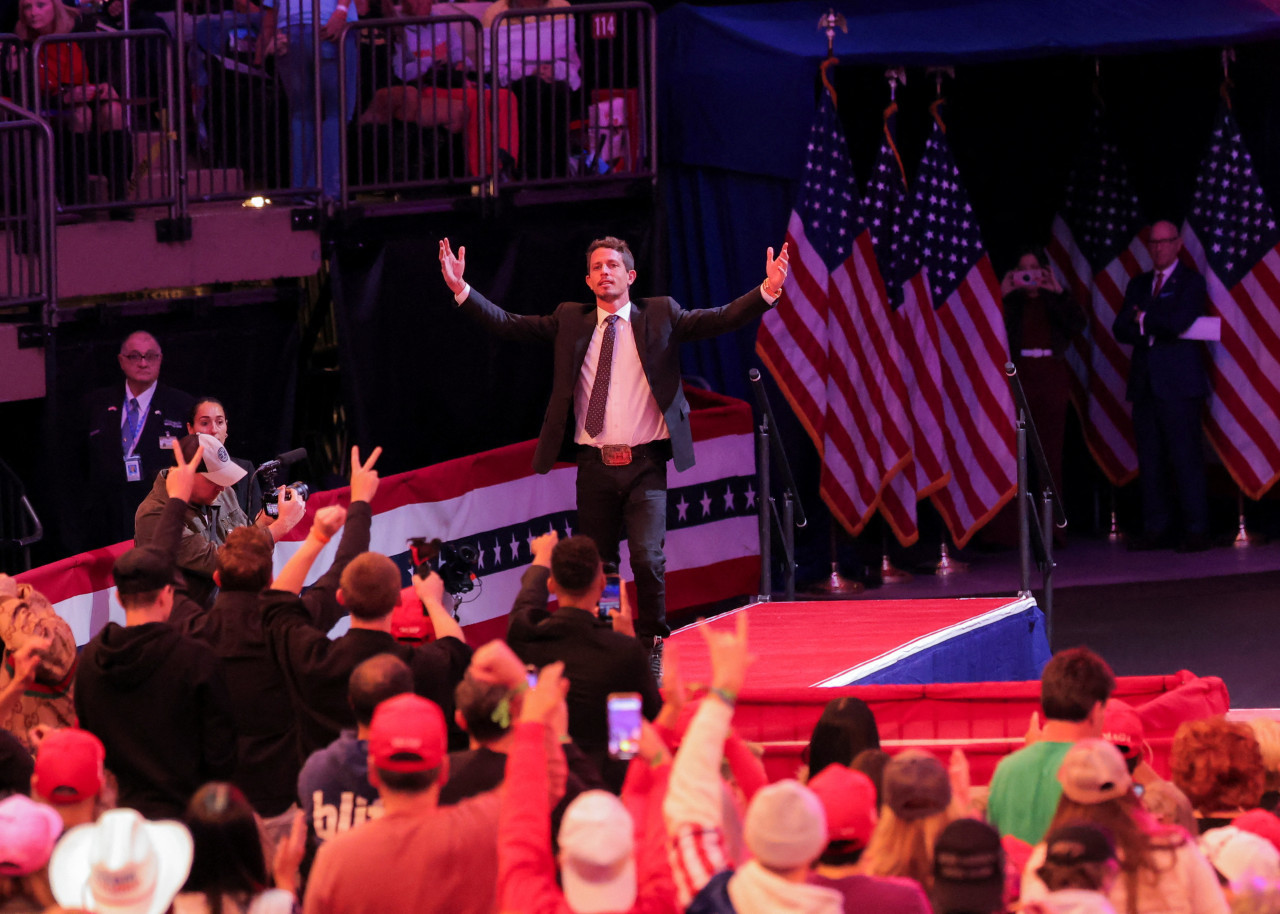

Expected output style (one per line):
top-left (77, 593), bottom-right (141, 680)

top-left (82, 382), bottom-right (194, 549)
top-left (263, 591), bottom-right (473, 762)
top-left (460, 288), bottom-right (772, 474)
top-left (75, 620), bottom-right (236, 820)
top-left (172, 502), bottom-right (372, 816)
top-left (1113, 262), bottom-right (1210, 401)
top-left (506, 565), bottom-right (661, 790)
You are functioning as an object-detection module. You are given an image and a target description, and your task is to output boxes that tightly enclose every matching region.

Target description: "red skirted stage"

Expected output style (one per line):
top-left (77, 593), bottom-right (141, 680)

top-left (669, 598), bottom-right (1228, 786)
top-left (670, 596), bottom-right (1049, 689)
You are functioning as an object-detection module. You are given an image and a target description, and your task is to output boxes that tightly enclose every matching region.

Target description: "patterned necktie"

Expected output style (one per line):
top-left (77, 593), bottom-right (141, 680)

top-left (1150, 271), bottom-right (1165, 301)
top-left (584, 315), bottom-right (619, 439)
top-left (122, 397), bottom-right (141, 455)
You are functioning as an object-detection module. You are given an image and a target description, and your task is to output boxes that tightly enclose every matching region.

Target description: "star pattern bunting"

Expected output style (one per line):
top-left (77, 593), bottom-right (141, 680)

top-left (392, 473), bottom-right (759, 585)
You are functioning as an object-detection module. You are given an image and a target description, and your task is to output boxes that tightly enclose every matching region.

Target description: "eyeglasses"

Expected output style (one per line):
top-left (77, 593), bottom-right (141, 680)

top-left (122, 351), bottom-right (162, 363)
top-left (1148, 237), bottom-right (1180, 246)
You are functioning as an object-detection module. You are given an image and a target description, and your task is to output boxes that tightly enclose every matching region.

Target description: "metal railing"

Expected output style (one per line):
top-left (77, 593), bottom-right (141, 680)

top-left (28, 28), bottom-right (178, 218)
top-left (0, 98), bottom-right (56, 323)
top-left (487, 2), bottom-right (656, 192)
top-left (338, 12), bottom-right (484, 208)
top-left (1, 0), bottom-right (655, 242)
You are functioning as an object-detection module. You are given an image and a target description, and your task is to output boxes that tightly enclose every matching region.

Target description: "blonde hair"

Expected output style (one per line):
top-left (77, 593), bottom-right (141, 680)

top-left (857, 806), bottom-right (954, 890)
top-left (1249, 718), bottom-right (1280, 793)
top-left (15, 0), bottom-right (79, 39)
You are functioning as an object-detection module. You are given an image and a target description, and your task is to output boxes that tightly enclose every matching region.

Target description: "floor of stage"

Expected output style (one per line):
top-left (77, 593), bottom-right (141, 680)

top-left (686, 536), bottom-right (1280, 709)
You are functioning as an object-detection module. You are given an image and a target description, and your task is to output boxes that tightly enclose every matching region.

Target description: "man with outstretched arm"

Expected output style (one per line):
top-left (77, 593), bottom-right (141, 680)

top-left (439, 235), bottom-right (789, 681)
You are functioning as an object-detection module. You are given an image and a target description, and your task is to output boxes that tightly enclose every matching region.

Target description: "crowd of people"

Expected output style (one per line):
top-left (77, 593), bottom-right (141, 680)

top-left (0, 431), bottom-right (1278, 912)
top-left (1, 0), bottom-right (617, 216)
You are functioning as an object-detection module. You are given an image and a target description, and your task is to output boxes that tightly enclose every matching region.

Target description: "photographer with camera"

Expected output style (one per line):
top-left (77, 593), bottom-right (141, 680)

top-left (163, 446), bottom-right (382, 831)
top-left (262, 455), bottom-right (472, 761)
top-left (134, 433), bottom-right (308, 607)
top-left (985, 247), bottom-right (1086, 547)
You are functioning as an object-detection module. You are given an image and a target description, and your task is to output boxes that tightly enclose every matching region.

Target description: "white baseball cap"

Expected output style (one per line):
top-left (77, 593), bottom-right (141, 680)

top-left (180, 433), bottom-right (246, 487)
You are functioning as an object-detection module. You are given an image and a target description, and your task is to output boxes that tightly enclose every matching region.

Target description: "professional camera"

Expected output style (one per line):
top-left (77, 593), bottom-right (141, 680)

top-left (409, 537), bottom-right (480, 595)
top-left (254, 448), bottom-right (309, 518)
top-left (262, 481), bottom-right (309, 518)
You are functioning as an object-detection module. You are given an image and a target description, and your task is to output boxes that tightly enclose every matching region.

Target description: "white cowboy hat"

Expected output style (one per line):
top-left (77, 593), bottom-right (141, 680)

top-left (49, 808), bottom-right (193, 914)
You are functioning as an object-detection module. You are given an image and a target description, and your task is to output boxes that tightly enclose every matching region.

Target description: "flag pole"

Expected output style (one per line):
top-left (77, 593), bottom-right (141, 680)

top-left (808, 7), bottom-right (863, 598)
top-left (1233, 489), bottom-right (1265, 547)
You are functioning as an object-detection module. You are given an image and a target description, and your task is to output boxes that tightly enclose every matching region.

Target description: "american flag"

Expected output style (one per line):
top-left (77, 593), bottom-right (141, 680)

top-left (1045, 110), bottom-right (1145, 487)
top-left (863, 102), bottom-right (952, 546)
top-left (1181, 105), bottom-right (1280, 498)
top-left (901, 118), bottom-right (1017, 547)
top-left (756, 92), bottom-right (910, 534)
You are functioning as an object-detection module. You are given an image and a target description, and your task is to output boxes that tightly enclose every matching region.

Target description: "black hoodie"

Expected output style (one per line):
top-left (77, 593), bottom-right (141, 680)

top-left (75, 619), bottom-right (236, 820)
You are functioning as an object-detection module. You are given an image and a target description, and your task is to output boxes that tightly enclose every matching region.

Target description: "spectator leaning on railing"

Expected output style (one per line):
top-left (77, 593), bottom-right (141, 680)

top-left (255, 0), bottom-right (361, 199)
top-left (15, 0), bottom-right (134, 211)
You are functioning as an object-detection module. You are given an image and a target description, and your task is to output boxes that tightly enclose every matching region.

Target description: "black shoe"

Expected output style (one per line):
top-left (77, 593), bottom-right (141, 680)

top-left (1128, 531), bottom-right (1176, 552)
top-left (647, 637), bottom-right (664, 688)
top-left (1176, 533), bottom-right (1212, 553)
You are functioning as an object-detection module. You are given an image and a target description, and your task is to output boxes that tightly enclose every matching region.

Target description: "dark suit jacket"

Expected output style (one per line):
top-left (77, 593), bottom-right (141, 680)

top-left (1113, 262), bottom-right (1209, 401)
top-left (461, 287), bottom-right (773, 473)
top-left (83, 382), bottom-right (194, 547)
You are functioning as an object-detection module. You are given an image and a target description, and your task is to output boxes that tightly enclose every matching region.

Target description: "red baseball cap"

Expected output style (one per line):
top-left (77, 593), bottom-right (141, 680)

top-left (390, 597), bottom-right (430, 643)
top-left (33, 729), bottom-right (106, 805)
top-left (369, 694), bottom-right (446, 773)
top-left (1235, 809), bottom-right (1280, 854)
top-left (806, 765), bottom-right (877, 847)
top-left (1102, 699), bottom-right (1144, 762)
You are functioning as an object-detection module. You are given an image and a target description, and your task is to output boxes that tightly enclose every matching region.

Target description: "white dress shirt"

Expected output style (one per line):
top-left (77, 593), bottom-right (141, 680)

top-left (573, 301), bottom-right (668, 447)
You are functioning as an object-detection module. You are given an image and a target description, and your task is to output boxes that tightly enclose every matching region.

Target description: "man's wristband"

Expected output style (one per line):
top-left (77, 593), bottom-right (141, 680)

top-left (310, 530), bottom-right (331, 545)
top-left (709, 687), bottom-right (737, 709)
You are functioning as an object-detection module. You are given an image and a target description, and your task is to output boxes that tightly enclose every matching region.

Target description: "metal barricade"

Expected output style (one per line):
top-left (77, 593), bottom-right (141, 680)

top-left (29, 28), bottom-right (177, 219)
top-left (0, 99), bottom-right (56, 324)
top-left (1, 34), bottom-right (29, 108)
top-left (174, 0), bottom-right (303, 203)
top-left (488, 2), bottom-right (655, 190)
top-left (339, 12), bottom-right (484, 209)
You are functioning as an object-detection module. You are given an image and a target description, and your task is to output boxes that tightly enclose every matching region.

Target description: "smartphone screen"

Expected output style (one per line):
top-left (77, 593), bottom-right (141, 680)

top-left (607, 692), bottom-right (642, 760)
top-left (598, 574), bottom-right (621, 620)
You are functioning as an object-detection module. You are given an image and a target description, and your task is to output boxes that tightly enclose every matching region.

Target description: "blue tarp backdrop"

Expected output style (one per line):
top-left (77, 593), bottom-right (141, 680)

top-left (659, 0), bottom-right (1280, 179)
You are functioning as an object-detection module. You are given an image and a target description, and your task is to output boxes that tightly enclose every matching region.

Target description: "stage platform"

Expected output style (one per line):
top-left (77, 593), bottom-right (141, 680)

top-left (670, 595), bottom-right (1050, 689)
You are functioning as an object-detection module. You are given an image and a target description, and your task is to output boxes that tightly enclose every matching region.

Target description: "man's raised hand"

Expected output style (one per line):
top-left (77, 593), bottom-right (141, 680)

top-left (530, 530), bottom-right (559, 568)
top-left (439, 238), bottom-right (467, 295)
top-left (700, 611), bottom-right (754, 698)
top-left (765, 242), bottom-right (790, 295)
top-left (164, 438), bottom-right (202, 503)
top-left (350, 445), bottom-right (382, 504)
top-left (311, 505), bottom-right (347, 542)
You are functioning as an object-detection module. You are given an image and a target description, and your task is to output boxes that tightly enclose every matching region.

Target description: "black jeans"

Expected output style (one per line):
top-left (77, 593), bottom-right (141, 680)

top-left (575, 443), bottom-right (670, 641)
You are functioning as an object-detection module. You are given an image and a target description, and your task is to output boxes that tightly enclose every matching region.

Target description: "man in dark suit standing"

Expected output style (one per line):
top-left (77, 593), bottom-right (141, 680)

top-left (1113, 221), bottom-right (1211, 552)
top-left (83, 331), bottom-right (194, 549)
top-left (439, 236), bottom-right (788, 679)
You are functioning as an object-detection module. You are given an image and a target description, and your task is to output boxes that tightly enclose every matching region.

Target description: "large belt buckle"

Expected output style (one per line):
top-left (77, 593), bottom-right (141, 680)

top-left (600, 444), bottom-right (632, 466)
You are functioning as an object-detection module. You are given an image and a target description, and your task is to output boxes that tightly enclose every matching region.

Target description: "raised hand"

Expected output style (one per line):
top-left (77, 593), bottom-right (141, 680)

top-left (312, 505), bottom-right (347, 541)
top-left (350, 445), bottom-right (383, 504)
top-left (439, 238), bottom-right (467, 295)
top-left (700, 611), bottom-right (754, 697)
top-left (530, 530), bottom-right (559, 568)
top-left (164, 438), bottom-right (203, 503)
top-left (519, 661), bottom-right (570, 724)
top-left (765, 242), bottom-right (790, 295)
